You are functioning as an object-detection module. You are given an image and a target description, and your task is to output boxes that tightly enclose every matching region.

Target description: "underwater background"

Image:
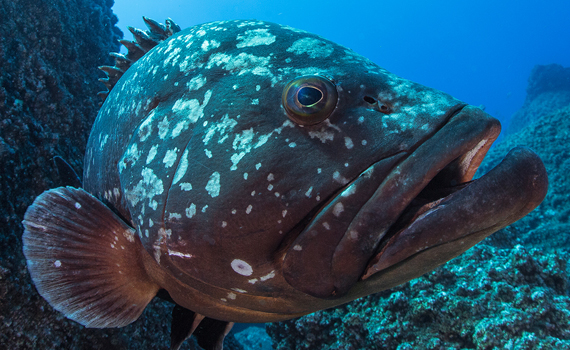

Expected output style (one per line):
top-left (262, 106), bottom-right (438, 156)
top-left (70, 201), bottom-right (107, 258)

top-left (1, 0), bottom-right (569, 349)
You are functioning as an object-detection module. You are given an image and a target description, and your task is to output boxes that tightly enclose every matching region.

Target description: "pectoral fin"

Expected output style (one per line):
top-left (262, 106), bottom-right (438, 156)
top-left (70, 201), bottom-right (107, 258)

top-left (22, 186), bottom-right (160, 328)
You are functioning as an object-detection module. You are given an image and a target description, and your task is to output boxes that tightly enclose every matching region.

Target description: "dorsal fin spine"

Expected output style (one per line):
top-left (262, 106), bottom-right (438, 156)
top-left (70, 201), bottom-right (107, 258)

top-left (97, 17), bottom-right (181, 102)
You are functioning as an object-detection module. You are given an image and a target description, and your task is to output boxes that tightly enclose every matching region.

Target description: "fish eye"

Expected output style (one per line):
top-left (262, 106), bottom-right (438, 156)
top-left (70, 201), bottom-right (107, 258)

top-left (282, 75), bottom-right (338, 125)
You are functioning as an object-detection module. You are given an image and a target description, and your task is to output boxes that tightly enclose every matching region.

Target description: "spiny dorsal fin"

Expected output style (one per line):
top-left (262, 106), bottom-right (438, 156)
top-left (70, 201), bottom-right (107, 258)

top-left (22, 186), bottom-right (160, 328)
top-left (97, 17), bottom-right (181, 102)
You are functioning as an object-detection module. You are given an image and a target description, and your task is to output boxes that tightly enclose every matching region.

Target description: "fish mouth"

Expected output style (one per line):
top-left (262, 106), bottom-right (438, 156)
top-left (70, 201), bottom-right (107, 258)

top-left (283, 104), bottom-right (548, 299)
top-left (353, 105), bottom-right (548, 282)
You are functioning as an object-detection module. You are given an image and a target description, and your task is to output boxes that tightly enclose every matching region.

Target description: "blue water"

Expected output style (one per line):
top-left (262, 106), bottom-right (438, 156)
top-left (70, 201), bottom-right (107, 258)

top-left (112, 0), bottom-right (570, 129)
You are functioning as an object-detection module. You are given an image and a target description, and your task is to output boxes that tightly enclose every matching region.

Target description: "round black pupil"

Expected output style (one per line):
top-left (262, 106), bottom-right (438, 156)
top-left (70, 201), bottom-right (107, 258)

top-left (297, 87), bottom-right (323, 106)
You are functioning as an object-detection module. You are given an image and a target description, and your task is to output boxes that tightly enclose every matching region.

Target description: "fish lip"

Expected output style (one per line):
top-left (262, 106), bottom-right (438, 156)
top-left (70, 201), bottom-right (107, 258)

top-left (361, 146), bottom-right (548, 280)
top-left (357, 109), bottom-right (547, 280)
top-left (329, 105), bottom-right (505, 288)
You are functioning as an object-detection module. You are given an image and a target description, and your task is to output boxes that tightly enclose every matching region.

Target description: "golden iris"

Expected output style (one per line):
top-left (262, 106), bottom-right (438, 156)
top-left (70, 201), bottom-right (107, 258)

top-left (282, 75), bottom-right (338, 125)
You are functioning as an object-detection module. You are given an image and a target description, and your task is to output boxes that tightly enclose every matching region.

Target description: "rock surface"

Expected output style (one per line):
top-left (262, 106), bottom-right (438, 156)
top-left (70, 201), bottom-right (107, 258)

top-left (234, 326), bottom-right (273, 350)
top-left (506, 64), bottom-right (570, 135)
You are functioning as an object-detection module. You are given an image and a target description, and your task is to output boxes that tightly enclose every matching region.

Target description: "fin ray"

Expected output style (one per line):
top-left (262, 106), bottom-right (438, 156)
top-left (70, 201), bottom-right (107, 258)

top-left (23, 186), bottom-right (159, 328)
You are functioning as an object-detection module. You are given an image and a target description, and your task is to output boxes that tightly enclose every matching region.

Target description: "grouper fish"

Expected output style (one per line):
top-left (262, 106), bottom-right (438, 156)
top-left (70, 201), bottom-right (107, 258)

top-left (22, 18), bottom-right (548, 349)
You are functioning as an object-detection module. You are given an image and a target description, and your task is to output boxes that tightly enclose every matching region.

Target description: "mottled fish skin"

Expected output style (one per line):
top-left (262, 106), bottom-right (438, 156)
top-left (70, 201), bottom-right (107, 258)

top-left (84, 20), bottom-right (480, 320)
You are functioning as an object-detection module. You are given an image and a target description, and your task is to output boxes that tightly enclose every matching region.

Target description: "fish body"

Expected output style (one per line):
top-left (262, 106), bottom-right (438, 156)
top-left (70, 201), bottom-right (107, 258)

top-left (22, 19), bottom-right (548, 349)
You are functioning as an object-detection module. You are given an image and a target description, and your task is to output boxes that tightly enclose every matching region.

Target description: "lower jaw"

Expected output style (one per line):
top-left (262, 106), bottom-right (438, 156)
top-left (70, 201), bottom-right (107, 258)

top-left (362, 146), bottom-right (548, 280)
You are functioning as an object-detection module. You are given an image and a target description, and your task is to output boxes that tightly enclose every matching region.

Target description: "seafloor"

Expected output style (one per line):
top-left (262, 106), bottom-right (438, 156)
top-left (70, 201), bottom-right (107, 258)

top-left (1, 0), bottom-right (569, 349)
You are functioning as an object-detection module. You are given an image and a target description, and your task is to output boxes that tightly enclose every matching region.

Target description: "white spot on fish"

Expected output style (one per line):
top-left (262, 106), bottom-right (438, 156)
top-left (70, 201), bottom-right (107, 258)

top-left (246, 205), bottom-right (253, 214)
top-left (172, 149), bottom-right (188, 184)
top-left (222, 221), bottom-right (227, 228)
top-left (163, 148), bottom-right (179, 168)
top-left (99, 134), bottom-right (109, 150)
top-left (201, 39), bottom-right (220, 51)
top-left (54, 260), bottom-right (61, 267)
top-left (158, 116), bottom-right (170, 140)
top-left (168, 212), bottom-right (182, 220)
top-left (323, 222), bottom-right (331, 230)
top-left (231, 259), bottom-right (253, 276)
top-left (293, 245), bottom-right (302, 251)
top-left (236, 28), bottom-right (276, 48)
top-left (282, 210), bottom-right (288, 218)
top-left (256, 163), bottom-right (262, 170)
top-left (119, 143), bottom-right (142, 173)
top-left (349, 230), bottom-right (359, 240)
top-left (203, 114), bottom-right (238, 145)
top-left (172, 90), bottom-right (212, 126)
top-left (227, 292), bottom-right (237, 300)
top-left (333, 171), bottom-right (349, 185)
top-left (333, 202), bottom-right (345, 217)
top-left (267, 184), bottom-right (274, 191)
top-left (289, 142), bottom-right (296, 148)
top-left (180, 182), bottom-right (192, 191)
top-left (202, 205), bottom-right (208, 213)
top-left (204, 149), bottom-right (212, 158)
top-left (344, 136), bottom-right (354, 149)
top-left (287, 38), bottom-right (334, 58)
top-left (125, 167), bottom-right (164, 207)
top-left (168, 250), bottom-right (193, 259)
top-left (231, 288), bottom-right (247, 293)
top-left (243, 172), bottom-right (248, 180)
top-left (74, 202), bottom-right (81, 209)
top-left (267, 173), bottom-right (275, 181)
top-left (362, 139), bottom-right (368, 146)
top-left (308, 129), bottom-right (334, 143)
top-left (185, 203), bottom-right (197, 218)
top-left (260, 270), bottom-right (276, 281)
top-left (146, 144), bottom-right (158, 164)
top-left (205, 172), bottom-right (221, 198)
top-left (305, 186), bottom-right (313, 197)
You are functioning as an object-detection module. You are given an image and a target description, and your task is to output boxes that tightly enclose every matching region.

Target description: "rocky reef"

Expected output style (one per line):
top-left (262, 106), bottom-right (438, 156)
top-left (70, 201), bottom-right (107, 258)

top-left (267, 245), bottom-right (570, 349)
top-left (506, 64), bottom-right (570, 135)
top-left (267, 65), bottom-right (570, 349)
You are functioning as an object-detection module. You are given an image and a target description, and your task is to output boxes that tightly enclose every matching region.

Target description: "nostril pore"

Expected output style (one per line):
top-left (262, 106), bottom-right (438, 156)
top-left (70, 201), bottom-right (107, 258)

top-left (363, 96), bottom-right (376, 104)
